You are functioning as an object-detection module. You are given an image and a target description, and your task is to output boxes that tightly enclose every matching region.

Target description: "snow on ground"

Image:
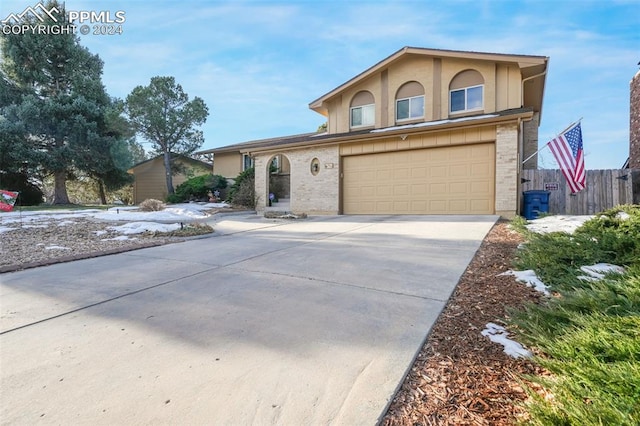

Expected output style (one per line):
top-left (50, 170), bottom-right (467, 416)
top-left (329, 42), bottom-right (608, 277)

top-left (481, 323), bottom-right (532, 359)
top-left (578, 263), bottom-right (626, 282)
top-left (0, 202), bottom-right (229, 235)
top-left (101, 235), bottom-right (137, 241)
top-left (110, 222), bottom-right (182, 235)
top-left (490, 214), bottom-right (629, 358)
top-left (499, 270), bottom-right (550, 295)
top-left (525, 215), bottom-right (594, 234)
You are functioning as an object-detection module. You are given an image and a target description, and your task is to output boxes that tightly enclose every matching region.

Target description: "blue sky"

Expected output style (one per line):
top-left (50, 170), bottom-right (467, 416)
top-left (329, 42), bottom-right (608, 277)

top-left (2, 0), bottom-right (638, 169)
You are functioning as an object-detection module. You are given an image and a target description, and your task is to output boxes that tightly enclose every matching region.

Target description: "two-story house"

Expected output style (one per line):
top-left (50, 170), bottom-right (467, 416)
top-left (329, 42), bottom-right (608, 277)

top-left (200, 46), bottom-right (548, 217)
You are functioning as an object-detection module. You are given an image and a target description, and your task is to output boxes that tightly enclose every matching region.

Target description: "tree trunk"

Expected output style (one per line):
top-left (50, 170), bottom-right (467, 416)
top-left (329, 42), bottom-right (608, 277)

top-left (52, 170), bottom-right (71, 204)
top-left (163, 151), bottom-right (174, 195)
top-left (98, 180), bottom-right (107, 204)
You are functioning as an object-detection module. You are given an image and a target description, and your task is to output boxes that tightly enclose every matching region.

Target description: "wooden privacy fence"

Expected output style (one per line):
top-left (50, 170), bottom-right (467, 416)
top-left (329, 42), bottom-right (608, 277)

top-left (521, 169), bottom-right (639, 215)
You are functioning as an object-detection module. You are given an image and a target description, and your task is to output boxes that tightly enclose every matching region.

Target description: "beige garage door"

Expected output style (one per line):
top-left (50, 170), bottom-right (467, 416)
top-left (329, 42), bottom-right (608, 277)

top-left (342, 143), bottom-right (495, 214)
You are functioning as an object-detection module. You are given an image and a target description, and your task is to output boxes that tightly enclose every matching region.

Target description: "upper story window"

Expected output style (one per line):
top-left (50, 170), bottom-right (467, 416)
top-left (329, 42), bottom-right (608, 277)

top-left (449, 70), bottom-right (484, 114)
top-left (350, 91), bottom-right (375, 129)
top-left (396, 81), bottom-right (425, 122)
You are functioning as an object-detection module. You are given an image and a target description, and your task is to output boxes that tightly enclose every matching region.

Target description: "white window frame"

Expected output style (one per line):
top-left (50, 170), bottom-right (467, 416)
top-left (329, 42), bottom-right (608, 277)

top-left (396, 95), bottom-right (424, 121)
top-left (350, 103), bottom-right (375, 128)
top-left (449, 84), bottom-right (484, 114)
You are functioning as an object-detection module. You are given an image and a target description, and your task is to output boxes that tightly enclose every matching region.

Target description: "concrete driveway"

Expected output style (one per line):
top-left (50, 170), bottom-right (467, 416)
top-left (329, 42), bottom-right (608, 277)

top-left (0, 214), bottom-right (497, 425)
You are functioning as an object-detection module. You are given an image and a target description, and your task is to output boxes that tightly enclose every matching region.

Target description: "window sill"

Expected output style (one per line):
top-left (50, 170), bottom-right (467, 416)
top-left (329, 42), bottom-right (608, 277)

top-left (448, 109), bottom-right (485, 118)
top-left (350, 124), bottom-right (375, 131)
top-left (395, 117), bottom-right (425, 125)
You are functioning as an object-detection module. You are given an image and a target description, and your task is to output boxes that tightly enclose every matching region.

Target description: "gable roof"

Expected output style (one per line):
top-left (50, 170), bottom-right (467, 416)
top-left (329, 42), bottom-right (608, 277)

top-left (309, 46), bottom-right (548, 117)
top-left (198, 107), bottom-right (534, 156)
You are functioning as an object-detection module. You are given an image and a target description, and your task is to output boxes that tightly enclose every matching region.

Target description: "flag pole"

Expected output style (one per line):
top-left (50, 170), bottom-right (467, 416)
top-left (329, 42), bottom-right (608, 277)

top-left (521, 117), bottom-right (583, 165)
top-left (522, 145), bottom-right (549, 165)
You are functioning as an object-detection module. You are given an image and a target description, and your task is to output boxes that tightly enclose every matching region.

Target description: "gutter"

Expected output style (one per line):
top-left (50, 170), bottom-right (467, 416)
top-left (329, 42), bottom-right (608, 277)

top-left (241, 110), bottom-right (534, 155)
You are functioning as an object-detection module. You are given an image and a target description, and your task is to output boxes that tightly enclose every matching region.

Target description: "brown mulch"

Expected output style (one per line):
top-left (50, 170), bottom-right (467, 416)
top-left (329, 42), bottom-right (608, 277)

top-left (382, 220), bottom-right (545, 425)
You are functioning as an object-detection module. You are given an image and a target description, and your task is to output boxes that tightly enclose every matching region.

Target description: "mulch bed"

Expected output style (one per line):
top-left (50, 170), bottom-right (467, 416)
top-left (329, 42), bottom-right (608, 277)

top-left (382, 220), bottom-right (545, 425)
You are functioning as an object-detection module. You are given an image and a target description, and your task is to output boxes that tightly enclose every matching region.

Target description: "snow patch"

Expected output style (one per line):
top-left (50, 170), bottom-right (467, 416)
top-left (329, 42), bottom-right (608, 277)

top-left (56, 220), bottom-right (76, 226)
top-left (499, 269), bottom-right (550, 295)
top-left (0, 227), bottom-right (16, 234)
top-left (481, 323), bottom-right (532, 359)
top-left (371, 114), bottom-right (499, 133)
top-left (616, 211), bottom-right (631, 220)
top-left (101, 235), bottom-right (137, 241)
top-left (578, 263), bottom-right (625, 282)
top-left (525, 215), bottom-right (593, 234)
top-left (109, 222), bottom-right (182, 235)
top-left (45, 245), bottom-right (70, 250)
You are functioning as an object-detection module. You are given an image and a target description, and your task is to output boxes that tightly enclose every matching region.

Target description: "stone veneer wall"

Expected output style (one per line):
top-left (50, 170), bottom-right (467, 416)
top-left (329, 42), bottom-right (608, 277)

top-left (255, 145), bottom-right (340, 214)
top-left (630, 71), bottom-right (640, 169)
top-left (495, 123), bottom-right (519, 217)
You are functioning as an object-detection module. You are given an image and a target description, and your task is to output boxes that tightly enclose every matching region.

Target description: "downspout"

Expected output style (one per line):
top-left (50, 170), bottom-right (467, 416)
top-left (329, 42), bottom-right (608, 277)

top-left (517, 117), bottom-right (524, 215)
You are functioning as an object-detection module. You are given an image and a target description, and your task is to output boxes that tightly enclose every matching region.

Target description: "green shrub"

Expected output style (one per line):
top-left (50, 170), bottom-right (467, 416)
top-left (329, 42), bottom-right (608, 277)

top-left (228, 167), bottom-right (255, 208)
top-left (165, 193), bottom-right (183, 204)
top-left (510, 205), bottom-right (640, 425)
top-left (574, 205), bottom-right (640, 267)
top-left (170, 174), bottom-right (228, 203)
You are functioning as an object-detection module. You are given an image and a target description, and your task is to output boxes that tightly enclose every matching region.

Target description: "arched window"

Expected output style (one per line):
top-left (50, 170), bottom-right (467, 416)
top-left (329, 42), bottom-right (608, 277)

top-left (449, 70), bottom-right (484, 113)
top-left (350, 91), bottom-right (375, 128)
top-left (396, 81), bottom-right (425, 121)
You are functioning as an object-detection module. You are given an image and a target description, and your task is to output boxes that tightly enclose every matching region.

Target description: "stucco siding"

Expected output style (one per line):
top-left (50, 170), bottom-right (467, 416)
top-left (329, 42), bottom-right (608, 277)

top-left (131, 157), bottom-right (210, 204)
top-left (213, 152), bottom-right (242, 179)
top-left (440, 58), bottom-right (497, 118)
top-left (340, 125), bottom-right (496, 156)
top-left (325, 55), bottom-right (526, 137)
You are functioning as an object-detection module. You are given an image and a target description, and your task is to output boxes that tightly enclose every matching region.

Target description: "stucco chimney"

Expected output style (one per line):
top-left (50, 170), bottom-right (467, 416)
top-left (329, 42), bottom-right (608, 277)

top-left (630, 68), bottom-right (640, 169)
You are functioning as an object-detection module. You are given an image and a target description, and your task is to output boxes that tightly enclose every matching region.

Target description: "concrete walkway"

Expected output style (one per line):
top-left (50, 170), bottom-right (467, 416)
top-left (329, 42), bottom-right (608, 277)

top-left (0, 214), bottom-right (497, 425)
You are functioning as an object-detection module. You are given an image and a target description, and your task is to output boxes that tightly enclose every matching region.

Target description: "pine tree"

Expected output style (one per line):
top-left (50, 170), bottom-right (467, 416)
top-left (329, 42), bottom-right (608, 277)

top-left (0, 0), bottom-right (132, 204)
top-left (126, 76), bottom-right (209, 195)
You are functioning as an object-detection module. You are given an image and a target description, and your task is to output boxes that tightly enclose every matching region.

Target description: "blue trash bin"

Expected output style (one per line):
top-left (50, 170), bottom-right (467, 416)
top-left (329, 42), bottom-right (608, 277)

top-left (522, 190), bottom-right (550, 220)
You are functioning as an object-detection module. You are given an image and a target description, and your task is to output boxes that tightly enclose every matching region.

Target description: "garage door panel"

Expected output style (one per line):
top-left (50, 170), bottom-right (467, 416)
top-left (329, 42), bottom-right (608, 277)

top-left (411, 183), bottom-right (427, 196)
top-left (412, 167), bottom-right (428, 178)
top-left (470, 199), bottom-right (491, 212)
top-left (377, 185), bottom-right (392, 197)
top-left (343, 143), bottom-right (495, 214)
top-left (449, 182), bottom-right (468, 194)
top-left (394, 168), bottom-right (410, 179)
top-left (429, 183), bottom-right (447, 195)
top-left (450, 200), bottom-right (468, 211)
top-left (429, 200), bottom-right (447, 212)
top-left (471, 180), bottom-right (492, 192)
top-left (394, 185), bottom-right (409, 196)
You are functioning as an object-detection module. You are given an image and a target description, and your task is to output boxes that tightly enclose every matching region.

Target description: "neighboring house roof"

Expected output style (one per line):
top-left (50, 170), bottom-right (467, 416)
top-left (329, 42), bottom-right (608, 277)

top-left (128, 154), bottom-right (212, 172)
top-left (197, 132), bottom-right (318, 155)
top-left (309, 46), bottom-right (548, 121)
top-left (198, 107), bottom-right (534, 156)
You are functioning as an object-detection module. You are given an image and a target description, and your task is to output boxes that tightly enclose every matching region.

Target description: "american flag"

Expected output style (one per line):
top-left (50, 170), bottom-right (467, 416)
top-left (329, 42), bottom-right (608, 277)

top-left (547, 122), bottom-right (585, 193)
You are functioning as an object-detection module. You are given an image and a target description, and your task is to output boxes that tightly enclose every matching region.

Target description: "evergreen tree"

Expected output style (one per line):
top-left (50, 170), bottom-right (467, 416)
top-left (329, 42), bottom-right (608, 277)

top-left (125, 76), bottom-right (209, 195)
top-left (0, 0), bottom-right (131, 204)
